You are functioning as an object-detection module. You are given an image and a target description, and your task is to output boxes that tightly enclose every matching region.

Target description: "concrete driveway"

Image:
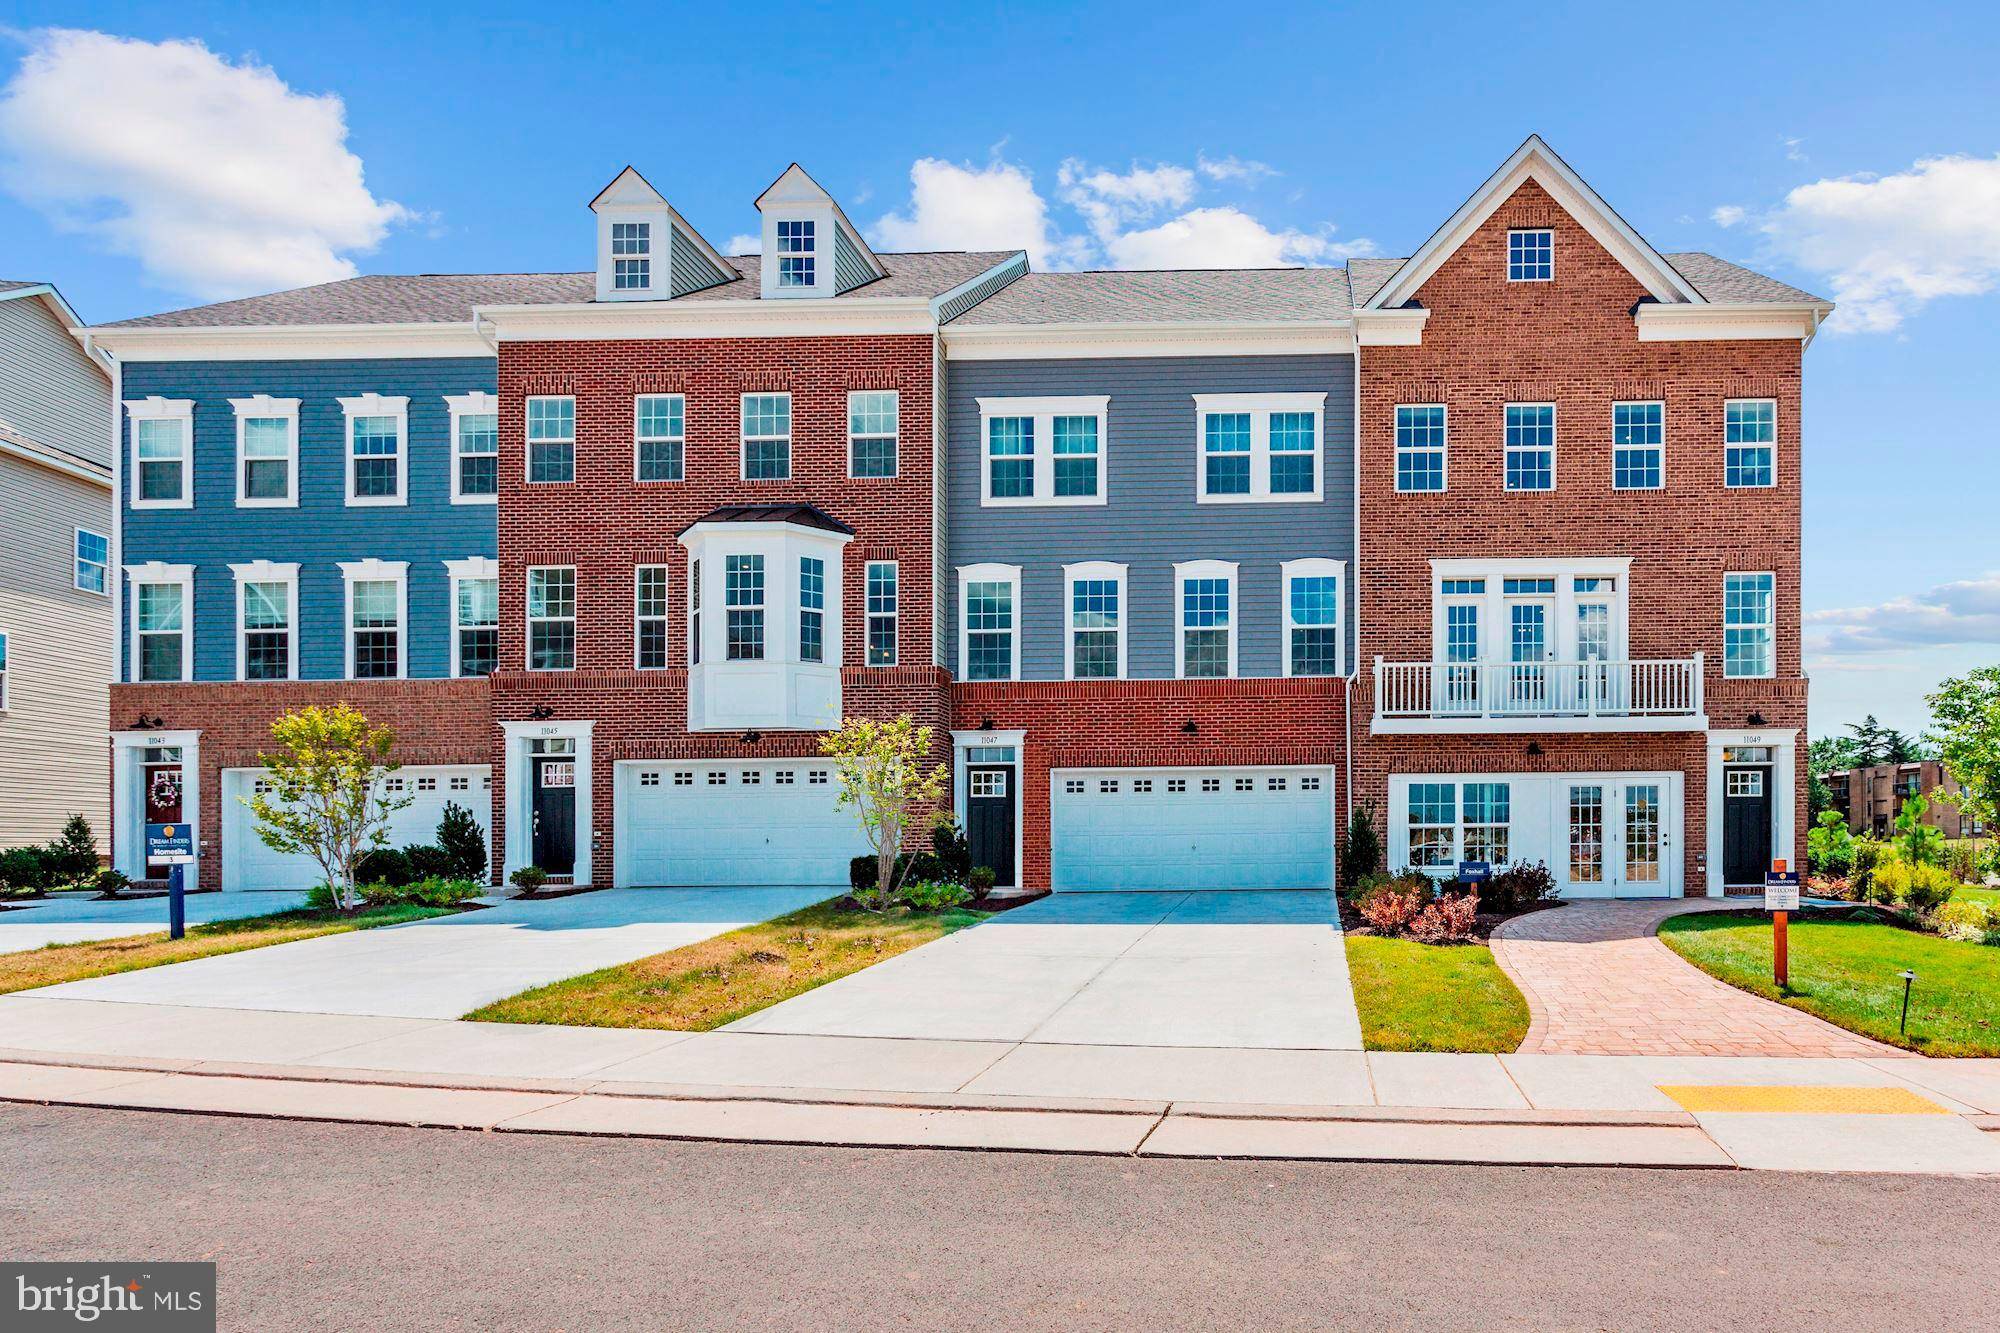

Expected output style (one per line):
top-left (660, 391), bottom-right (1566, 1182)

top-left (29, 887), bottom-right (823, 1020)
top-left (0, 891), bottom-right (311, 955)
top-left (728, 890), bottom-right (1362, 1050)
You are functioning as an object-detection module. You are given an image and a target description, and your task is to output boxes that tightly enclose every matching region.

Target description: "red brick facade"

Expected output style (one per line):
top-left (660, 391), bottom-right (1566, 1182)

top-left (1355, 179), bottom-right (1809, 892)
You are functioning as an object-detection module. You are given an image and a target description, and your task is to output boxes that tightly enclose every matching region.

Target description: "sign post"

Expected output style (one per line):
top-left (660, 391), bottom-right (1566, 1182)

top-left (146, 823), bottom-right (195, 941)
top-left (1764, 859), bottom-right (1800, 988)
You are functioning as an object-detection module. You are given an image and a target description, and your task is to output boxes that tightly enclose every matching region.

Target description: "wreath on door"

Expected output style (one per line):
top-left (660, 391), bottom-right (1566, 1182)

top-left (149, 770), bottom-right (182, 808)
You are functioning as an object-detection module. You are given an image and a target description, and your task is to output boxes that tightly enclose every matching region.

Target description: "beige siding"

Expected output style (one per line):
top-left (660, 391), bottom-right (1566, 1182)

top-left (0, 293), bottom-right (110, 465)
top-left (0, 456), bottom-right (113, 844)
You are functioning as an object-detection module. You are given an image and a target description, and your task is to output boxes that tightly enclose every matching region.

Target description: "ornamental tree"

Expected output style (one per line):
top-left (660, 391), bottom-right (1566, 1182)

top-left (821, 714), bottom-right (949, 911)
top-left (244, 704), bottom-right (411, 911)
top-left (1928, 666), bottom-right (2000, 835)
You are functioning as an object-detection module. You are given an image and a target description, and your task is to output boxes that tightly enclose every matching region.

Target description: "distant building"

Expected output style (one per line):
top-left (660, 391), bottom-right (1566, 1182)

top-left (1822, 761), bottom-right (1984, 839)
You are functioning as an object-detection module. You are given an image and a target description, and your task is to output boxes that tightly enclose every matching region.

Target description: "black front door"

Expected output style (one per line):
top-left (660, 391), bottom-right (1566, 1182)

top-left (1723, 765), bottom-right (1774, 886)
top-left (966, 765), bottom-right (1017, 888)
top-left (532, 756), bottom-right (577, 875)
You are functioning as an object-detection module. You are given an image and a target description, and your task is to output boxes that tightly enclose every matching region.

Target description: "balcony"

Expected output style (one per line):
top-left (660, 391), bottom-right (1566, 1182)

top-left (1373, 655), bottom-right (1707, 733)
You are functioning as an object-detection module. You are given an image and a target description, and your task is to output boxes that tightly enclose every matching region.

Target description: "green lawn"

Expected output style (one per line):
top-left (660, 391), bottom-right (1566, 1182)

top-left (1954, 885), bottom-right (2000, 910)
top-left (0, 904), bottom-right (460, 996)
top-left (1659, 909), bottom-right (2000, 1057)
top-left (467, 898), bottom-right (985, 1030)
top-left (1344, 935), bottom-right (1530, 1053)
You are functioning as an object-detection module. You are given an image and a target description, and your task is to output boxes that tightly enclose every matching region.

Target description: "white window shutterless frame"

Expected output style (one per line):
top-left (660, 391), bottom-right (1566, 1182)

top-left (339, 394), bottom-right (409, 506)
top-left (1174, 560), bottom-right (1238, 679)
top-left (1281, 558), bottom-right (1345, 677)
top-left (230, 560), bottom-right (300, 681)
top-left (975, 397), bottom-right (1109, 507)
top-left (126, 562), bottom-right (193, 683)
top-left (1192, 393), bottom-right (1326, 503)
top-left (446, 391), bottom-right (500, 503)
top-left (1063, 561), bottom-right (1127, 680)
top-left (958, 563), bottom-right (1021, 681)
top-left (229, 395), bottom-right (300, 508)
top-left (126, 398), bottom-right (194, 510)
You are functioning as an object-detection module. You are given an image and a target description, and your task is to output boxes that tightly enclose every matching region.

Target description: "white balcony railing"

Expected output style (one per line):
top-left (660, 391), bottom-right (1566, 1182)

top-left (1374, 654), bottom-right (1705, 727)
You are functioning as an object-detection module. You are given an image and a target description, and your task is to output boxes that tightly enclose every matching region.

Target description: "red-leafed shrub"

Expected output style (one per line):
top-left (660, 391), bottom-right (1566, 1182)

top-left (1356, 885), bottom-right (1424, 933)
top-left (1408, 892), bottom-right (1480, 943)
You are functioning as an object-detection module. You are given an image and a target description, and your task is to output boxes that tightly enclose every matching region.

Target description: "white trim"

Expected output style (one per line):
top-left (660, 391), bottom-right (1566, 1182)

top-left (1062, 560), bottom-right (1128, 681)
top-left (945, 321), bottom-right (1356, 360)
top-left (339, 394), bottom-right (409, 507)
top-left (445, 391), bottom-right (499, 505)
top-left (1501, 401), bottom-right (1557, 492)
top-left (634, 563), bottom-right (671, 670)
top-left (227, 395), bottom-right (300, 508)
top-left (846, 388), bottom-right (900, 480)
top-left (1374, 715), bottom-right (1709, 736)
top-left (0, 435), bottom-right (110, 488)
top-left (975, 395), bottom-right (1109, 508)
top-left (1635, 302), bottom-right (1828, 343)
top-left (1505, 227), bottom-right (1555, 283)
top-left (1723, 397), bottom-right (1779, 490)
top-left (500, 719), bottom-right (595, 887)
top-left (91, 323), bottom-right (493, 362)
top-left (951, 729), bottom-right (1027, 892)
top-left (1431, 557), bottom-right (1634, 577)
top-left (1192, 391), bottom-right (1327, 504)
top-left (337, 559), bottom-right (408, 680)
top-left (1722, 570), bottom-right (1777, 680)
top-left (110, 729), bottom-right (202, 882)
top-left (739, 391), bottom-right (793, 482)
top-left (444, 556), bottom-right (498, 679)
top-left (124, 397), bottom-right (192, 510)
top-left (957, 562), bottom-right (1022, 682)
top-left (125, 561), bottom-right (193, 683)
top-left (1281, 557), bottom-right (1347, 678)
top-left (634, 392), bottom-right (686, 483)
top-left (1173, 559), bottom-right (1239, 680)
top-left (478, 300), bottom-right (937, 342)
top-left (229, 560), bottom-right (300, 682)
top-left (1705, 728), bottom-right (1799, 896)
top-left (73, 526), bottom-right (110, 595)
top-left (524, 394), bottom-right (576, 485)
top-left (1611, 400), bottom-right (1666, 491)
top-left (1427, 557), bottom-right (1632, 666)
top-left (1352, 308), bottom-right (1430, 347)
top-left (525, 564), bottom-right (578, 672)
top-left (1393, 402), bottom-right (1448, 493)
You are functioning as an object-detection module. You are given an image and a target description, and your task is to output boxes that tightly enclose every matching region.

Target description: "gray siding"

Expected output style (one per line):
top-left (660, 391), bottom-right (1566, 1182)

top-left (0, 293), bottom-right (111, 465)
top-left (833, 228), bottom-right (874, 294)
top-left (945, 354), bottom-right (1355, 680)
top-left (669, 224), bottom-right (731, 297)
top-left (936, 255), bottom-right (1029, 324)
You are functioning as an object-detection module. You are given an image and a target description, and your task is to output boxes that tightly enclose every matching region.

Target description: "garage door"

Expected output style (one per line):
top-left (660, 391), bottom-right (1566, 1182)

top-left (618, 761), bottom-right (868, 887)
top-left (1051, 767), bottom-right (1335, 892)
top-left (222, 766), bottom-right (492, 893)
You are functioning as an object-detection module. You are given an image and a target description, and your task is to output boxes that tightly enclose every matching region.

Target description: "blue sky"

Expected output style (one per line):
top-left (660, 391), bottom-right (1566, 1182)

top-left (6, 1), bottom-right (1998, 739)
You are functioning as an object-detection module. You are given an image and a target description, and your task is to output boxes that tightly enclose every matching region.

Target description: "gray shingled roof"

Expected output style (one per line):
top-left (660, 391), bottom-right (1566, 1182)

top-left (98, 252), bottom-right (1022, 329)
top-left (947, 268), bottom-right (1353, 326)
top-left (1346, 252), bottom-right (1825, 309)
top-left (0, 279), bottom-right (47, 295)
top-left (1344, 258), bottom-right (1405, 309)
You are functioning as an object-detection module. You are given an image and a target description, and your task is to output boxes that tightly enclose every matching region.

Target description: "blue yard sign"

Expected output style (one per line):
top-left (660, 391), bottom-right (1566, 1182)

top-left (1457, 860), bottom-right (1493, 885)
top-left (145, 822), bottom-right (195, 865)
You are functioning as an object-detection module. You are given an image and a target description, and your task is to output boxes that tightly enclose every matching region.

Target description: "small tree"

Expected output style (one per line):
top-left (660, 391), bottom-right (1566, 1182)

top-left (244, 704), bottom-right (411, 911)
top-left (436, 801), bottom-right (489, 882)
top-left (1892, 794), bottom-right (1946, 869)
top-left (821, 714), bottom-right (949, 912)
top-left (48, 814), bottom-right (99, 884)
top-left (1338, 803), bottom-right (1382, 891)
top-left (1928, 666), bottom-right (2000, 835)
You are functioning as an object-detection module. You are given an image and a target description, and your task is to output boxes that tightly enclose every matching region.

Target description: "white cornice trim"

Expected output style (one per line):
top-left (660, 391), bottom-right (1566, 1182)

top-left (1635, 302), bottom-right (1829, 343)
top-left (945, 320), bottom-right (1355, 360)
top-left (1352, 308), bottom-right (1430, 346)
top-left (477, 298), bottom-right (936, 340)
top-left (86, 323), bottom-right (491, 361)
top-left (1431, 556), bottom-right (1633, 577)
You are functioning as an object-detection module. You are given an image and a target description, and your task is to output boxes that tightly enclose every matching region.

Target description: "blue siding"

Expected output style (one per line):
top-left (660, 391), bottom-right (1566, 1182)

top-left (121, 358), bottom-right (497, 682)
top-left (945, 354), bottom-right (1356, 680)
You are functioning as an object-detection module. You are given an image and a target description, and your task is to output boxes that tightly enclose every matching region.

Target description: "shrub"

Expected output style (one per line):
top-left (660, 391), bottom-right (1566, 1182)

top-left (850, 854), bottom-right (880, 893)
top-left (1355, 883), bottom-right (1424, 933)
top-left (1482, 861), bottom-right (1558, 912)
top-left (0, 846), bottom-right (52, 895)
top-left (1807, 874), bottom-right (1855, 901)
top-left (969, 866), bottom-right (997, 901)
top-left (1947, 840), bottom-right (1979, 885)
top-left (354, 847), bottom-right (414, 888)
top-left (436, 802), bottom-right (488, 881)
top-left (1851, 839), bottom-right (1886, 897)
top-left (92, 868), bottom-right (132, 899)
top-left (1893, 795), bottom-right (1947, 868)
top-left (360, 875), bottom-right (482, 908)
top-left (1408, 892), bottom-right (1480, 944)
top-left (1871, 855), bottom-right (1957, 915)
top-left (45, 814), bottom-right (100, 884)
top-left (901, 879), bottom-right (972, 912)
top-left (1338, 804), bottom-right (1382, 890)
top-left (509, 865), bottom-right (549, 896)
top-left (401, 844), bottom-right (454, 880)
top-left (1934, 899), bottom-right (1991, 943)
top-left (1807, 811), bottom-right (1857, 878)
top-left (931, 822), bottom-right (972, 884)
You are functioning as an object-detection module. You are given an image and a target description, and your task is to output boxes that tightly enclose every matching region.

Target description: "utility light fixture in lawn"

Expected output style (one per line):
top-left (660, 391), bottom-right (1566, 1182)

top-left (243, 704), bottom-right (412, 912)
top-left (821, 714), bottom-right (949, 912)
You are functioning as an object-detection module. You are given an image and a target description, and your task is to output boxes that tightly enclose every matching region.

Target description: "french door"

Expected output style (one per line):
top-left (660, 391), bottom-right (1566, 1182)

top-left (1506, 597), bottom-right (1554, 710)
top-left (1563, 779), bottom-right (1671, 897)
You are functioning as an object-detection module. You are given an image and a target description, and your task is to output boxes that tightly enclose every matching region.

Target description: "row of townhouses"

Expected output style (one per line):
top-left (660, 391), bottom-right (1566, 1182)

top-left (80, 137), bottom-right (1827, 899)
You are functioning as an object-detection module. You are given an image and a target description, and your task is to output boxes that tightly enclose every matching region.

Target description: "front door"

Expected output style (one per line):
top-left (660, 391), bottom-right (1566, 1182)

top-left (143, 751), bottom-right (185, 879)
top-left (966, 766), bottom-right (1017, 888)
top-left (532, 755), bottom-right (578, 875)
top-left (1723, 765), bottom-right (1774, 886)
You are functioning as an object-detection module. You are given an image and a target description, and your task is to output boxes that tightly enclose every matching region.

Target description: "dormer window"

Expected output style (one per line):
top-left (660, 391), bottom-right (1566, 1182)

top-left (776, 220), bottom-right (816, 288)
top-left (1507, 229), bottom-right (1553, 282)
top-left (612, 222), bottom-right (652, 290)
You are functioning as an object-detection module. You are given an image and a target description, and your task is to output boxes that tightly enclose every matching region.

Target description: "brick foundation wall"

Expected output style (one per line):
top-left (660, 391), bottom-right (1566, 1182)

top-left (952, 677), bottom-right (1350, 891)
top-left (109, 679), bottom-right (492, 890)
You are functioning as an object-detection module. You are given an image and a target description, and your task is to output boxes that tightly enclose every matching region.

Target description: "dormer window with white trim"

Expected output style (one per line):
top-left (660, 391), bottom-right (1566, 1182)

top-left (1507, 228), bottom-right (1553, 282)
top-left (776, 220), bottom-right (816, 288)
top-left (612, 222), bottom-right (652, 290)
top-left (755, 164), bottom-right (887, 299)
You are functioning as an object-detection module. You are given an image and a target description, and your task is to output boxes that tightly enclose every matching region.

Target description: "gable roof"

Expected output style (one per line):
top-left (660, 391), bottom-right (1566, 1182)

top-left (1662, 252), bottom-right (1828, 305)
top-left (1360, 135), bottom-right (1705, 311)
top-left (945, 267), bottom-right (1352, 326)
top-left (754, 163), bottom-right (886, 282)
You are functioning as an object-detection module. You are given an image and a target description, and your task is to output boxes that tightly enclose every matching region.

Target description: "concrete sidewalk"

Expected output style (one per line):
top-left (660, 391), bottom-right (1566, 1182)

top-left (3, 994), bottom-right (1997, 1174)
top-left (0, 890), bottom-right (311, 954)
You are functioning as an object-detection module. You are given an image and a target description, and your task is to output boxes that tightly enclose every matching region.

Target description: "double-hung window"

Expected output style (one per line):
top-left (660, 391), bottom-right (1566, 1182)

top-left (1507, 229), bottom-right (1553, 281)
top-left (1612, 401), bottom-right (1663, 490)
top-left (1175, 560), bottom-right (1237, 679)
top-left (446, 392), bottom-right (498, 502)
top-left (1725, 399), bottom-right (1775, 488)
top-left (741, 394), bottom-right (791, 481)
top-left (611, 221), bottom-right (651, 290)
top-left (848, 390), bottom-right (898, 478)
top-left (447, 558), bottom-right (498, 677)
top-left (725, 554), bottom-right (765, 660)
top-left (233, 564), bottom-right (297, 681)
top-left (976, 397), bottom-right (1108, 506)
top-left (1064, 562), bottom-right (1126, 680)
top-left (1504, 404), bottom-right (1555, 491)
top-left (866, 561), bottom-right (898, 666)
top-left (231, 396), bottom-right (299, 506)
top-left (1395, 405), bottom-right (1447, 492)
top-left (341, 395), bottom-right (408, 505)
top-left (1282, 558), bottom-right (1344, 677)
top-left (1404, 780), bottom-right (1515, 869)
top-left (527, 567), bottom-right (576, 670)
top-left (339, 561), bottom-right (406, 679)
top-left (635, 395), bottom-right (685, 482)
top-left (127, 399), bottom-right (192, 509)
top-left (0, 632), bottom-right (7, 710)
top-left (799, 557), bottom-right (825, 664)
top-left (1193, 393), bottom-right (1326, 502)
top-left (1724, 572), bottom-right (1775, 678)
top-left (776, 220), bottom-right (816, 288)
top-left (74, 529), bottom-right (109, 595)
top-left (131, 565), bottom-right (192, 682)
top-left (526, 396), bottom-right (575, 484)
top-left (958, 564), bottom-right (1020, 681)
top-left (635, 565), bottom-right (670, 669)
top-left (688, 560), bottom-right (702, 666)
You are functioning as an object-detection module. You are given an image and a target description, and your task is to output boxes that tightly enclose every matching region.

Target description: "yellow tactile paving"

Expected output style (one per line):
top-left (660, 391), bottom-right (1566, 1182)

top-left (1658, 1084), bottom-right (1951, 1115)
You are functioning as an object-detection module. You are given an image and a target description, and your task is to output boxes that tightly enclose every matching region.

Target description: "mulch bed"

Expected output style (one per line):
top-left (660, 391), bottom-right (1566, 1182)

top-left (1338, 894), bottom-right (1563, 941)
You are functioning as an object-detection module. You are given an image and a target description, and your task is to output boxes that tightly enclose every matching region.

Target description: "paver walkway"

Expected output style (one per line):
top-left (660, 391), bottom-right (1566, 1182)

top-left (1492, 899), bottom-right (1905, 1058)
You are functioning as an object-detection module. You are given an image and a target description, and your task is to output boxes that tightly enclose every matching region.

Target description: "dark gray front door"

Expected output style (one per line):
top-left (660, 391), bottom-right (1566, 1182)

top-left (532, 756), bottom-right (577, 875)
top-left (1723, 765), bottom-right (1773, 886)
top-left (966, 765), bottom-right (1017, 888)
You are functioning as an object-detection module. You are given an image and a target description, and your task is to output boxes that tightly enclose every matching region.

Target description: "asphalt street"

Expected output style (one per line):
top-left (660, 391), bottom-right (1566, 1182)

top-left (3, 1102), bottom-right (1996, 1330)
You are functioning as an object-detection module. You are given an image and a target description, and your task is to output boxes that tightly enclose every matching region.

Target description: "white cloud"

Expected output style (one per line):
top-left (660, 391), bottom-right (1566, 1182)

top-left (1782, 136), bottom-right (1807, 163)
top-left (725, 233), bottom-right (761, 256)
top-left (0, 29), bottom-right (410, 300)
top-left (1197, 154), bottom-right (1276, 184)
top-left (1807, 574), bottom-right (2000, 654)
top-left (871, 157), bottom-right (1087, 269)
top-left (1742, 154), bottom-right (2000, 332)
top-left (1105, 207), bottom-right (1365, 270)
top-left (1710, 204), bottom-right (1746, 228)
top-left (1058, 158), bottom-right (1197, 244)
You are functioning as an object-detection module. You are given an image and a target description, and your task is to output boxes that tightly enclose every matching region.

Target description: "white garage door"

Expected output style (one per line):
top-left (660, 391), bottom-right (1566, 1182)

top-left (618, 761), bottom-right (868, 887)
top-left (222, 766), bottom-right (492, 893)
top-left (1051, 767), bottom-right (1335, 892)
